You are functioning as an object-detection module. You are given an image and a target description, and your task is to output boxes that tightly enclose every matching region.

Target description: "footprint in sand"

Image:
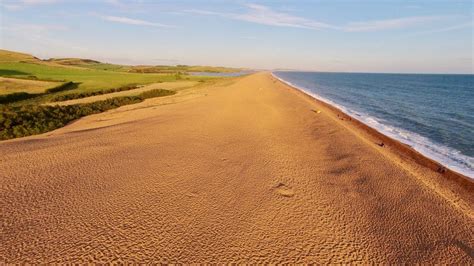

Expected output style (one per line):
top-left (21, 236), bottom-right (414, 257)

top-left (274, 182), bottom-right (295, 197)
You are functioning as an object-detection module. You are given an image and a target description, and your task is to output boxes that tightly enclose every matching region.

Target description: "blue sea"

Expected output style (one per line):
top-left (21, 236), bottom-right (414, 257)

top-left (273, 71), bottom-right (474, 178)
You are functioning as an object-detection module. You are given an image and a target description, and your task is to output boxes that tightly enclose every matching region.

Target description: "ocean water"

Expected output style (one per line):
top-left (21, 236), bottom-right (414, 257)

top-left (273, 71), bottom-right (474, 178)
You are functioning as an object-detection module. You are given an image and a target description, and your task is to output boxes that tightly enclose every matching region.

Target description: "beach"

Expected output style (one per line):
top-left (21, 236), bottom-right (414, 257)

top-left (1, 72), bottom-right (473, 263)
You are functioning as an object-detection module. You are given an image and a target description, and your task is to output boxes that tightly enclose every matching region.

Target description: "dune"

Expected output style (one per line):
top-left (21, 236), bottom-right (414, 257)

top-left (0, 72), bottom-right (473, 263)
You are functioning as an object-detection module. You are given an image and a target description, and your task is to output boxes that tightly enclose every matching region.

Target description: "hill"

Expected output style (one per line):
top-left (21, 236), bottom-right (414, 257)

top-left (46, 58), bottom-right (102, 65)
top-left (0, 49), bottom-right (244, 74)
top-left (0, 49), bottom-right (42, 63)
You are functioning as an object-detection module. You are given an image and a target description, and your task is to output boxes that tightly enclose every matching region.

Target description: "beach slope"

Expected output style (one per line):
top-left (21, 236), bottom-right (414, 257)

top-left (1, 72), bottom-right (473, 263)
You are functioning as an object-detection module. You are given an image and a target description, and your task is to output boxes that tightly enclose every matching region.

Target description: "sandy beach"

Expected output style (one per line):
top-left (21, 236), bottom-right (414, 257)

top-left (1, 72), bottom-right (473, 263)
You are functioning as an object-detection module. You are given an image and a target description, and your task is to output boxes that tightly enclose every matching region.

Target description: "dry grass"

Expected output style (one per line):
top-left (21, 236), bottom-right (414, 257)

top-left (0, 77), bottom-right (61, 95)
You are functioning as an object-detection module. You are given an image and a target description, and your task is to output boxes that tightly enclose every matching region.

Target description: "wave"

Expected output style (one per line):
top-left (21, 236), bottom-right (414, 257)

top-left (272, 72), bottom-right (474, 179)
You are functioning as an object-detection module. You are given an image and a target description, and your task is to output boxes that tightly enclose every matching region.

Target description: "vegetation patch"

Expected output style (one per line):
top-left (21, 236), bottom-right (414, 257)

top-left (0, 81), bottom-right (80, 104)
top-left (0, 69), bottom-right (31, 76)
top-left (0, 92), bottom-right (38, 104)
top-left (140, 88), bottom-right (176, 98)
top-left (45, 81), bottom-right (79, 93)
top-left (51, 84), bottom-right (141, 102)
top-left (128, 65), bottom-right (242, 74)
top-left (0, 89), bottom-right (176, 140)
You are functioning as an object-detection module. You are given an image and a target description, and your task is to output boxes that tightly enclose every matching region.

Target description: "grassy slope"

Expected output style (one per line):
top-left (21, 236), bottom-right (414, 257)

top-left (0, 50), bottom-right (159, 88)
top-left (47, 58), bottom-right (128, 71)
top-left (0, 77), bottom-right (61, 95)
top-left (0, 62), bottom-right (179, 91)
top-left (0, 49), bottom-right (39, 63)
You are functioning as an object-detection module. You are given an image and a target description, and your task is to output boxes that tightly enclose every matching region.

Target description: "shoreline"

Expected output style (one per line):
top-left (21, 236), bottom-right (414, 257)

top-left (271, 72), bottom-right (473, 186)
top-left (270, 72), bottom-right (474, 219)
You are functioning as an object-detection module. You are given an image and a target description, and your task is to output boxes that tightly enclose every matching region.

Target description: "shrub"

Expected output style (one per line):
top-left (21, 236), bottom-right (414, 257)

top-left (139, 89), bottom-right (176, 99)
top-left (51, 84), bottom-right (139, 102)
top-left (45, 81), bottom-right (79, 93)
top-left (0, 82), bottom-right (79, 105)
top-left (0, 88), bottom-right (175, 140)
top-left (0, 92), bottom-right (37, 104)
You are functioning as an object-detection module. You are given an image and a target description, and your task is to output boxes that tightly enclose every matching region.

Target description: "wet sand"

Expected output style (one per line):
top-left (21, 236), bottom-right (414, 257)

top-left (1, 72), bottom-right (473, 263)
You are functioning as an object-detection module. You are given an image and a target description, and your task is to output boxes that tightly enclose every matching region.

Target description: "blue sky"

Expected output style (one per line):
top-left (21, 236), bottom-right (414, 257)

top-left (0, 0), bottom-right (472, 73)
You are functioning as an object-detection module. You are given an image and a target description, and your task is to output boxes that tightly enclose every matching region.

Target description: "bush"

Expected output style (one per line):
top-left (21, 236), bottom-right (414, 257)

top-left (45, 82), bottom-right (79, 93)
top-left (0, 88), bottom-right (176, 140)
top-left (0, 96), bottom-right (142, 140)
top-left (0, 92), bottom-right (37, 104)
top-left (140, 89), bottom-right (176, 99)
top-left (51, 84), bottom-right (139, 102)
top-left (0, 82), bottom-right (79, 105)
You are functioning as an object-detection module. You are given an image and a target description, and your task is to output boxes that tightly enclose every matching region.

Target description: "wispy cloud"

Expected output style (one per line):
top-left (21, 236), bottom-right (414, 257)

top-left (2, 0), bottom-right (60, 10)
top-left (186, 4), bottom-right (453, 33)
top-left (105, 0), bottom-right (122, 6)
top-left (344, 16), bottom-right (444, 32)
top-left (100, 15), bottom-right (175, 28)
top-left (104, 0), bottom-right (129, 9)
top-left (234, 4), bottom-right (335, 30)
top-left (104, 0), bottom-right (151, 14)
top-left (405, 21), bottom-right (473, 37)
top-left (186, 4), bottom-right (335, 30)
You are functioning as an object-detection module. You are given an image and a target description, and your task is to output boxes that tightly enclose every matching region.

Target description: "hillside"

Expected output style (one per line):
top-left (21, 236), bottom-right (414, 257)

top-left (46, 58), bottom-right (102, 65)
top-left (0, 50), bottom-right (243, 74)
top-left (0, 49), bottom-right (42, 63)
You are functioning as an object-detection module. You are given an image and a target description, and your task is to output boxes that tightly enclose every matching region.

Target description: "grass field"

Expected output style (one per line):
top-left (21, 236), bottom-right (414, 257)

top-left (0, 49), bottom-right (240, 140)
top-left (0, 77), bottom-right (61, 95)
top-left (0, 62), bottom-right (180, 92)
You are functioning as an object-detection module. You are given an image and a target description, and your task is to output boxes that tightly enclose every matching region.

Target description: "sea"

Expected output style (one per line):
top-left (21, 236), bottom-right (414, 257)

top-left (273, 71), bottom-right (474, 179)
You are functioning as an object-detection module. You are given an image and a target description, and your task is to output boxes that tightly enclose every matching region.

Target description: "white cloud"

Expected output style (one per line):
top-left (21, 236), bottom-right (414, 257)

top-left (234, 4), bottom-right (335, 30)
top-left (104, 0), bottom-right (150, 13)
top-left (100, 15), bottom-right (174, 28)
top-left (2, 0), bottom-right (60, 10)
top-left (344, 16), bottom-right (444, 32)
top-left (186, 4), bottom-right (334, 30)
top-left (186, 4), bottom-right (452, 33)
top-left (405, 21), bottom-right (473, 37)
top-left (184, 9), bottom-right (221, 16)
top-left (20, 0), bottom-right (59, 4)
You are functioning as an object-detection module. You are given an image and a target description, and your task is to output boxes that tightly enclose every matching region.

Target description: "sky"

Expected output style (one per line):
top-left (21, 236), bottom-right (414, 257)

top-left (0, 0), bottom-right (472, 73)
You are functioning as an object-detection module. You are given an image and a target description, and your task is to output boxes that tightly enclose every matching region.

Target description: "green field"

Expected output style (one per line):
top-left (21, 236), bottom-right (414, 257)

top-left (0, 49), bottom-right (239, 140)
top-left (0, 62), bottom-right (180, 92)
